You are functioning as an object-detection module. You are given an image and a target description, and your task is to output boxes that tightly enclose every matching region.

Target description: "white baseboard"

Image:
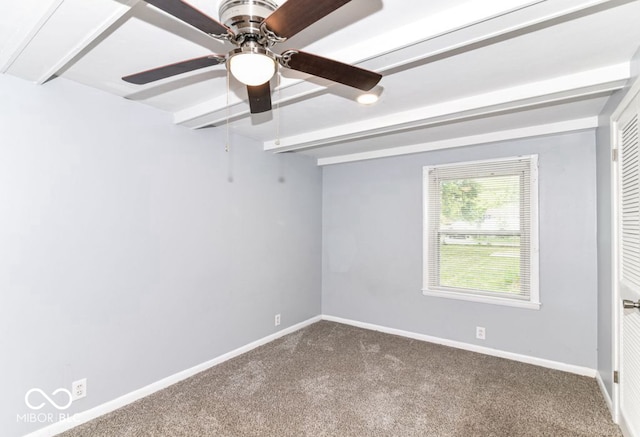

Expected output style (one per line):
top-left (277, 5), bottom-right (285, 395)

top-left (24, 315), bottom-right (322, 437)
top-left (322, 315), bottom-right (597, 377)
top-left (596, 371), bottom-right (615, 419)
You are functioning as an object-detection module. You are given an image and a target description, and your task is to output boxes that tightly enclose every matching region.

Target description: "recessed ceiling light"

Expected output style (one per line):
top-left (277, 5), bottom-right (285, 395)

top-left (357, 93), bottom-right (379, 105)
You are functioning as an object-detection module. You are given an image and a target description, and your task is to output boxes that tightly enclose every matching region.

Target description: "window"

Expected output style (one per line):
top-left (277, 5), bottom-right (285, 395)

top-left (423, 155), bottom-right (539, 309)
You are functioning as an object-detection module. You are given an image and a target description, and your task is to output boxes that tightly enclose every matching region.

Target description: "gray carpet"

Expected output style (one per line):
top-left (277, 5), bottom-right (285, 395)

top-left (59, 321), bottom-right (621, 436)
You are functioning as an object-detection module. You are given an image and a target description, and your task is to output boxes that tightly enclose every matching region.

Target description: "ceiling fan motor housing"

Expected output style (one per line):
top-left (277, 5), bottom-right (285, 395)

top-left (219, 0), bottom-right (279, 37)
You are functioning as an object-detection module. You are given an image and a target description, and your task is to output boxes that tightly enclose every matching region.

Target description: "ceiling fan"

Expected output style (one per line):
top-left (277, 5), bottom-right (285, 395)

top-left (122, 0), bottom-right (383, 114)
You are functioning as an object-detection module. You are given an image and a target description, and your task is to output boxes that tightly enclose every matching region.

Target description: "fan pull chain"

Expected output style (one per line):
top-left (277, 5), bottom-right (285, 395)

top-left (225, 66), bottom-right (230, 153)
top-left (225, 66), bottom-right (234, 183)
top-left (275, 71), bottom-right (281, 146)
top-left (276, 72), bottom-right (285, 183)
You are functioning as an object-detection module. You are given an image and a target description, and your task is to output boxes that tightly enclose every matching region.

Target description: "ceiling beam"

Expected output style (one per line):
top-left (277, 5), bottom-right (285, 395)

top-left (1, 0), bottom-right (139, 84)
top-left (0, 0), bottom-right (65, 74)
top-left (263, 63), bottom-right (629, 152)
top-left (35, 0), bottom-right (140, 85)
top-left (174, 0), bottom-right (623, 129)
top-left (316, 117), bottom-right (600, 166)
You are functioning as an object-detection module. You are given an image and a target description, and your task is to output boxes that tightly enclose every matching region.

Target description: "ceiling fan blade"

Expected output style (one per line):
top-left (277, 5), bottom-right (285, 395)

top-left (263, 0), bottom-right (352, 39)
top-left (247, 83), bottom-right (272, 114)
top-left (281, 50), bottom-right (381, 91)
top-left (122, 55), bottom-right (225, 84)
top-left (144, 0), bottom-right (230, 36)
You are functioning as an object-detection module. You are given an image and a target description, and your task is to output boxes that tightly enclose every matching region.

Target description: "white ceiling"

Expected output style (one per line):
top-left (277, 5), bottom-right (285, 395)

top-left (2, 0), bottom-right (640, 165)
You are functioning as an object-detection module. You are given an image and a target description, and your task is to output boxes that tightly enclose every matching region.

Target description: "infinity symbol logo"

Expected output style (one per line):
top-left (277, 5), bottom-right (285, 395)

top-left (25, 388), bottom-right (73, 410)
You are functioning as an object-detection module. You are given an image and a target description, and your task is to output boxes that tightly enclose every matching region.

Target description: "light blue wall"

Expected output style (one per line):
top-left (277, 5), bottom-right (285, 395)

top-left (595, 45), bottom-right (640, 401)
top-left (322, 131), bottom-right (598, 368)
top-left (0, 75), bottom-right (322, 437)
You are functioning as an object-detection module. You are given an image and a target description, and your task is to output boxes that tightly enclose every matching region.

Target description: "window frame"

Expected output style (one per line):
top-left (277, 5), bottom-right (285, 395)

top-left (422, 155), bottom-right (540, 310)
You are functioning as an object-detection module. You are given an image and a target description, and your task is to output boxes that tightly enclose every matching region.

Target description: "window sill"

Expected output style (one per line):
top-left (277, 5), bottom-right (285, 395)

top-left (422, 288), bottom-right (541, 310)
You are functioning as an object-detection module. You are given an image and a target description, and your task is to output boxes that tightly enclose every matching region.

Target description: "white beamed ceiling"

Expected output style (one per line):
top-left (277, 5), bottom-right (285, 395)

top-left (2, 0), bottom-right (640, 164)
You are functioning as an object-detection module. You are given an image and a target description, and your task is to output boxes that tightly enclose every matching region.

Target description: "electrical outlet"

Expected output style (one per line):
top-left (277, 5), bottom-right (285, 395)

top-left (72, 378), bottom-right (87, 400)
top-left (274, 314), bottom-right (281, 327)
top-left (476, 326), bottom-right (486, 340)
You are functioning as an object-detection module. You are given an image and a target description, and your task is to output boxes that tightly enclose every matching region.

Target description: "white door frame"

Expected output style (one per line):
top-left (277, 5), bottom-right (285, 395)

top-left (611, 74), bottom-right (640, 436)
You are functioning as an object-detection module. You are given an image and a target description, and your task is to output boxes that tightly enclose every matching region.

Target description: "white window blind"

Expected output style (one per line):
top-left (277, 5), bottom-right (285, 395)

top-left (423, 156), bottom-right (539, 309)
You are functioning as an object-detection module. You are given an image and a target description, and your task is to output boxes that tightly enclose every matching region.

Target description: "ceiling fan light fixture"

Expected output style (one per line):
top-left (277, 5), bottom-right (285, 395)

top-left (229, 47), bottom-right (276, 86)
